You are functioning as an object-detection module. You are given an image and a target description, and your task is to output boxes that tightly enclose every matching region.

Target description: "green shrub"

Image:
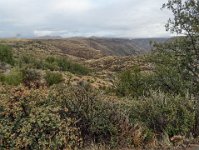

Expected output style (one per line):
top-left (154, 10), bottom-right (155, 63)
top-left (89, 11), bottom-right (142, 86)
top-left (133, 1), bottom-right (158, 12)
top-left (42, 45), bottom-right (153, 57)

top-left (45, 71), bottom-right (63, 86)
top-left (56, 57), bottom-right (90, 75)
top-left (116, 53), bottom-right (194, 98)
top-left (70, 63), bottom-right (90, 75)
top-left (116, 65), bottom-right (153, 98)
top-left (21, 68), bottom-right (41, 87)
top-left (51, 85), bottom-right (133, 147)
top-left (153, 64), bottom-right (193, 96)
top-left (45, 56), bottom-right (57, 64)
top-left (57, 57), bottom-right (70, 71)
top-left (0, 68), bottom-right (23, 86)
top-left (43, 61), bottom-right (58, 71)
top-left (18, 55), bottom-right (90, 75)
top-left (19, 55), bottom-right (34, 64)
top-left (18, 55), bottom-right (45, 69)
top-left (22, 68), bottom-right (41, 81)
top-left (32, 60), bottom-right (45, 69)
top-left (147, 50), bottom-right (194, 96)
top-left (129, 91), bottom-right (195, 136)
top-left (0, 86), bottom-right (82, 149)
top-left (0, 45), bottom-right (14, 65)
top-left (42, 56), bottom-right (59, 71)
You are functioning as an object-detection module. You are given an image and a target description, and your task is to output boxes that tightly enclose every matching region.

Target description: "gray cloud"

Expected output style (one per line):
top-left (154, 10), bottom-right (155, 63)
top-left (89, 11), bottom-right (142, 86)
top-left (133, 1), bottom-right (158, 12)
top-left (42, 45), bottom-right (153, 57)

top-left (0, 0), bottom-right (172, 38)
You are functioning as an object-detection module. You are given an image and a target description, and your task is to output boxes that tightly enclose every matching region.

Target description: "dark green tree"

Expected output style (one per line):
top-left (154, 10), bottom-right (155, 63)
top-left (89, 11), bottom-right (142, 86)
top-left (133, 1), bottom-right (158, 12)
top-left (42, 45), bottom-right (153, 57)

top-left (159, 0), bottom-right (199, 136)
top-left (162, 0), bottom-right (199, 85)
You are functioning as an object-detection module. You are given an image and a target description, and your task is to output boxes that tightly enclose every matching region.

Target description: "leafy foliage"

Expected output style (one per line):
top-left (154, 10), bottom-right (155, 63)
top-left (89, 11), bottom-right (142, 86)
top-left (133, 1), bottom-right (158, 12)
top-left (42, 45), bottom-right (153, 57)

top-left (116, 65), bottom-right (153, 98)
top-left (69, 63), bottom-right (90, 75)
top-left (161, 0), bottom-right (199, 90)
top-left (45, 71), bottom-right (63, 86)
top-left (18, 55), bottom-right (90, 75)
top-left (56, 57), bottom-right (90, 75)
top-left (0, 45), bottom-right (14, 65)
top-left (21, 68), bottom-right (42, 88)
top-left (147, 50), bottom-right (195, 95)
top-left (161, 0), bottom-right (199, 135)
top-left (129, 91), bottom-right (195, 136)
top-left (21, 68), bottom-right (41, 82)
top-left (0, 68), bottom-right (23, 86)
top-left (50, 84), bottom-right (142, 148)
top-left (0, 86), bottom-right (82, 149)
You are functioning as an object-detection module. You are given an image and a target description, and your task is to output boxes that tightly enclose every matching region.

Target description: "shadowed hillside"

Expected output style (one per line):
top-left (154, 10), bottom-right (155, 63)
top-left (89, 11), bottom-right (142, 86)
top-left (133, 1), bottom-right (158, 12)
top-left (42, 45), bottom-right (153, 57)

top-left (38, 37), bottom-right (169, 59)
top-left (0, 37), bottom-right (168, 59)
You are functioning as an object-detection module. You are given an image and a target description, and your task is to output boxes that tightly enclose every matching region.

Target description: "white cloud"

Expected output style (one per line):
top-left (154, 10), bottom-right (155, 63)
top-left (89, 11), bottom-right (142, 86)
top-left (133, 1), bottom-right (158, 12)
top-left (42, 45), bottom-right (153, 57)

top-left (52, 0), bottom-right (92, 12)
top-left (0, 0), bottom-right (172, 38)
top-left (34, 30), bottom-right (54, 37)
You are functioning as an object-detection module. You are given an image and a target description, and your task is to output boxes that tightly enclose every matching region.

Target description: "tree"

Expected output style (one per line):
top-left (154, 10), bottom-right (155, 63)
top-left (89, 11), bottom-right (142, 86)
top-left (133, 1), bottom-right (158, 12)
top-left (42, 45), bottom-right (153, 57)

top-left (162, 0), bottom-right (199, 83)
top-left (159, 0), bottom-right (199, 136)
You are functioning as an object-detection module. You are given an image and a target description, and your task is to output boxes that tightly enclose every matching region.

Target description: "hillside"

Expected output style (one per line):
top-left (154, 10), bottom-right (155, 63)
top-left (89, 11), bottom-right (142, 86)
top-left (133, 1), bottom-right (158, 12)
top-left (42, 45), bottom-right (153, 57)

top-left (0, 38), bottom-right (166, 89)
top-left (0, 38), bottom-right (154, 88)
top-left (0, 37), bottom-right (199, 150)
top-left (34, 37), bottom-right (169, 59)
top-left (0, 37), bottom-right (168, 60)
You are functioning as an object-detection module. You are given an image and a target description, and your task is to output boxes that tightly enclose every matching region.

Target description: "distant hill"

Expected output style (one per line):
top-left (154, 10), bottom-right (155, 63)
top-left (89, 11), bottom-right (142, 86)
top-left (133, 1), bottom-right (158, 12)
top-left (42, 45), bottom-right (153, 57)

top-left (41, 37), bottom-right (169, 59)
top-left (33, 36), bottom-right (63, 39)
top-left (1, 37), bottom-right (169, 59)
top-left (131, 38), bottom-right (169, 53)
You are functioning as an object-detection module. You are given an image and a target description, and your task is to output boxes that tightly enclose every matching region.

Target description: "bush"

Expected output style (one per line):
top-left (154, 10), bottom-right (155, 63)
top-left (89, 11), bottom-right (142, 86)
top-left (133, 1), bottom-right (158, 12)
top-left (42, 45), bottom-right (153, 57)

top-left (56, 58), bottom-right (71, 71)
top-left (148, 49), bottom-right (195, 96)
top-left (153, 64), bottom-right (193, 96)
top-left (22, 68), bottom-right (41, 82)
top-left (21, 68), bottom-right (41, 87)
top-left (45, 71), bottom-right (63, 86)
top-left (116, 65), bottom-right (153, 98)
top-left (18, 55), bottom-right (44, 69)
top-left (0, 83), bottom-right (195, 149)
top-left (19, 55), bottom-right (34, 65)
top-left (0, 86), bottom-right (82, 149)
top-left (0, 45), bottom-right (14, 65)
top-left (45, 56), bottom-right (57, 64)
top-left (116, 53), bottom-right (194, 98)
top-left (70, 63), bottom-right (90, 75)
top-left (44, 56), bottom-right (59, 71)
top-left (57, 57), bottom-right (90, 75)
top-left (51, 84), bottom-right (136, 148)
top-left (129, 91), bottom-right (195, 137)
top-left (0, 68), bottom-right (23, 86)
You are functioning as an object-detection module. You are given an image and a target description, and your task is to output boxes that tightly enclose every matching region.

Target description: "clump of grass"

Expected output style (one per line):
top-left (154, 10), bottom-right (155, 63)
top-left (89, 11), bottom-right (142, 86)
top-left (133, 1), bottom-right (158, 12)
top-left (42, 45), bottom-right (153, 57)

top-left (0, 68), bottom-right (22, 86)
top-left (45, 71), bottom-right (63, 86)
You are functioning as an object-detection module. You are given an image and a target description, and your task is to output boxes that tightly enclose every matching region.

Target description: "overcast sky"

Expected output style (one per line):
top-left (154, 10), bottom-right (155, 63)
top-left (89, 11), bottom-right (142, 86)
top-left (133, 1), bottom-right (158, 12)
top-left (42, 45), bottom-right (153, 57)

top-left (0, 0), bottom-right (172, 38)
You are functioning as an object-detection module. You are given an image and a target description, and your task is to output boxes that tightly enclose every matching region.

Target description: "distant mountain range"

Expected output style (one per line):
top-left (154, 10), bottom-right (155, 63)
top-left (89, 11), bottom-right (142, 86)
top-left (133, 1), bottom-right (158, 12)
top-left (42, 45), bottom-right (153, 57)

top-left (1, 37), bottom-right (169, 59)
top-left (39, 37), bottom-right (169, 59)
